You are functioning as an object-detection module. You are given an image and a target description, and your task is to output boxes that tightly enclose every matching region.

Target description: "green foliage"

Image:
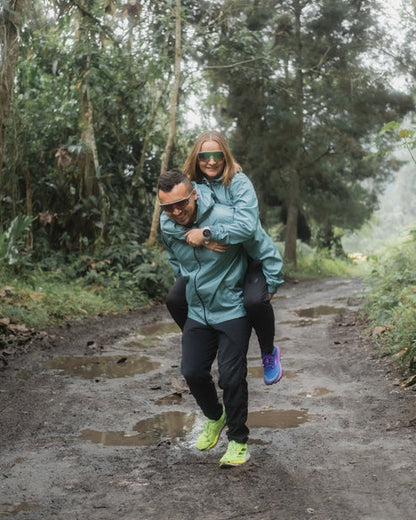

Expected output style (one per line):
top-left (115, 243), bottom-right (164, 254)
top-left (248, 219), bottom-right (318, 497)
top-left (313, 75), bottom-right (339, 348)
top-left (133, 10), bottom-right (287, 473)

top-left (374, 120), bottom-right (416, 165)
top-left (0, 215), bottom-right (36, 266)
top-left (0, 244), bottom-right (174, 330)
top-left (1, 0), bottom-right (177, 253)
top-left (196, 0), bottom-right (414, 249)
top-left (364, 228), bottom-right (416, 371)
top-left (79, 242), bottom-right (174, 302)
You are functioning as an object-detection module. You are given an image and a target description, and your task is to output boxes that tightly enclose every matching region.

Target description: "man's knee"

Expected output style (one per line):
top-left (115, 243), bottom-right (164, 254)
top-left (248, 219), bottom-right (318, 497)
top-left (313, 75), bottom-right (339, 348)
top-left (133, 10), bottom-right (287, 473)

top-left (181, 363), bottom-right (206, 384)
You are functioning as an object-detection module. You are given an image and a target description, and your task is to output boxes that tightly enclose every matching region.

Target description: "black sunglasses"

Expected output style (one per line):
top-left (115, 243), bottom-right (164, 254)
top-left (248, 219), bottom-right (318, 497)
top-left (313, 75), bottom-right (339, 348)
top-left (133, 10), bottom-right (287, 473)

top-left (159, 190), bottom-right (194, 213)
top-left (197, 150), bottom-right (224, 162)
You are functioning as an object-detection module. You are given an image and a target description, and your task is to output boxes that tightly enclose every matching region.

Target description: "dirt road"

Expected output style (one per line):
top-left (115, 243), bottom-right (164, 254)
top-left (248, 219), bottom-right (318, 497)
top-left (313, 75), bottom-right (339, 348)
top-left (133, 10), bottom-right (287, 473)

top-left (1, 277), bottom-right (415, 520)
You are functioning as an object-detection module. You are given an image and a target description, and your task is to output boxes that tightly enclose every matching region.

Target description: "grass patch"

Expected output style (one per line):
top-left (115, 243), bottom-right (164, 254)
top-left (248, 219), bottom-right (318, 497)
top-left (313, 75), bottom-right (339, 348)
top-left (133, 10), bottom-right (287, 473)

top-left (0, 271), bottom-right (150, 330)
top-left (280, 242), bottom-right (370, 280)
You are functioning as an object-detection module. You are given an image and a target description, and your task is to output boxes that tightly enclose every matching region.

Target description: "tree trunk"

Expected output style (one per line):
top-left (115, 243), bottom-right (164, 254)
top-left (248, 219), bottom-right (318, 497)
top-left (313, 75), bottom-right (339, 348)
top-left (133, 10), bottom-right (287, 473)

top-left (0, 0), bottom-right (24, 187)
top-left (284, 166), bottom-right (300, 266)
top-left (284, 0), bottom-right (304, 267)
top-left (24, 164), bottom-right (33, 249)
top-left (76, 2), bottom-right (108, 244)
top-left (147, 0), bottom-right (181, 248)
top-left (131, 79), bottom-right (170, 192)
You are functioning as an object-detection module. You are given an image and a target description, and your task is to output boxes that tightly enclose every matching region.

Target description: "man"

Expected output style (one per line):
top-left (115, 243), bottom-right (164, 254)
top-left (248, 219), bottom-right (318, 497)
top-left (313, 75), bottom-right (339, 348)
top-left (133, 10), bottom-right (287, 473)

top-left (158, 169), bottom-right (281, 467)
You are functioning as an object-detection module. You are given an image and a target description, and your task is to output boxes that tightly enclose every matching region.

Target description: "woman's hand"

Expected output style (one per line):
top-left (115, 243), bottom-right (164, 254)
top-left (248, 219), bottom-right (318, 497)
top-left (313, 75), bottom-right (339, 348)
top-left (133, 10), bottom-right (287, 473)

top-left (184, 229), bottom-right (228, 252)
top-left (205, 241), bottom-right (228, 253)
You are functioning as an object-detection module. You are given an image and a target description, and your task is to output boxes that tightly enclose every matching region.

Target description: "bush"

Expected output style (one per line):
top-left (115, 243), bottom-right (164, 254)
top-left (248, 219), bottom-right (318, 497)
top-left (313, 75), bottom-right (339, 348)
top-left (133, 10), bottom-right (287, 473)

top-left (364, 228), bottom-right (416, 371)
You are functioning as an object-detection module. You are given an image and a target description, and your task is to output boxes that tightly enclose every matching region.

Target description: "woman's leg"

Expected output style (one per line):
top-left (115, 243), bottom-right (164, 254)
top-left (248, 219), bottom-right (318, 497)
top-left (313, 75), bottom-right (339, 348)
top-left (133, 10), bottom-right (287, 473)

top-left (165, 276), bottom-right (188, 330)
top-left (243, 261), bottom-right (275, 355)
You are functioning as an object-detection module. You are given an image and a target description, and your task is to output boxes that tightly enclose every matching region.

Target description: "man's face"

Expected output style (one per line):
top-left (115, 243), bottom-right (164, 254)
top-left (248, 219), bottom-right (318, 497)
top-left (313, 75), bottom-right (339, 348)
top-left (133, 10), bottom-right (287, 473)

top-left (158, 183), bottom-right (197, 227)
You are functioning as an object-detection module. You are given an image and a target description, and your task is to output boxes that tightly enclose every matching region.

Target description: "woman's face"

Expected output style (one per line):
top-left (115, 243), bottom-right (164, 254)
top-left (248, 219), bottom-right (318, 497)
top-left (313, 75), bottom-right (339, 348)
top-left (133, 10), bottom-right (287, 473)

top-left (198, 140), bottom-right (225, 180)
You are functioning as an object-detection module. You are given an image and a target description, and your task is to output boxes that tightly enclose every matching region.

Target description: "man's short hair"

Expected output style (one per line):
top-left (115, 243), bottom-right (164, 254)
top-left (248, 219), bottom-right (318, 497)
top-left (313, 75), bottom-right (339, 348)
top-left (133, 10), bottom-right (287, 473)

top-left (158, 169), bottom-right (192, 193)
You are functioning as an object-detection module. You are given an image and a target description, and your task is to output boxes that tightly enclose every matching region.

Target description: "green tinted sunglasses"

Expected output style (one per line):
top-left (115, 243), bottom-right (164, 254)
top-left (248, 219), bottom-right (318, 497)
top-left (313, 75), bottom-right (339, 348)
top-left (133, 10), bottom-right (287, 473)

top-left (197, 150), bottom-right (224, 162)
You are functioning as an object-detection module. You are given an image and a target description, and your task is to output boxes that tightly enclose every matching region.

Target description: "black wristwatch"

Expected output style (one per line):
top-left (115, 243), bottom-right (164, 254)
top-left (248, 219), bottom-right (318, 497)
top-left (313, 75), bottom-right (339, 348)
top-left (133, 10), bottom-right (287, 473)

top-left (202, 227), bottom-right (211, 244)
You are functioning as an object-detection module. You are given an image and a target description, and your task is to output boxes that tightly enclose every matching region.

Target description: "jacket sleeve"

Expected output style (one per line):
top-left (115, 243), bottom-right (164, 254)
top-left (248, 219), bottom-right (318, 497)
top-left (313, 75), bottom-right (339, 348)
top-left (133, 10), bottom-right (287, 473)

top-left (209, 173), bottom-right (259, 244)
top-left (165, 241), bottom-right (181, 279)
top-left (244, 225), bottom-right (284, 294)
top-left (160, 217), bottom-right (182, 279)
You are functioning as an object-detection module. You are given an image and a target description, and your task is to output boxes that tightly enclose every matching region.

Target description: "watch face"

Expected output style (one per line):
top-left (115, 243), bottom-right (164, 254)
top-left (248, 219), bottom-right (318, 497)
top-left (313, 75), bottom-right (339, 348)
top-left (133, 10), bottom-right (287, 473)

top-left (203, 228), bottom-right (211, 238)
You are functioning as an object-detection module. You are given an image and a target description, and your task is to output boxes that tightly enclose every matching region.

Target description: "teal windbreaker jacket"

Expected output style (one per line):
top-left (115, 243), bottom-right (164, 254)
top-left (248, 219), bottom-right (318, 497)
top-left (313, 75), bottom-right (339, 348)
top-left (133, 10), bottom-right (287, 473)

top-left (199, 172), bottom-right (284, 293)
top-left (160, 184), bottom-right (284, 324)
top-left (160, 187), bottom-right (248, 325)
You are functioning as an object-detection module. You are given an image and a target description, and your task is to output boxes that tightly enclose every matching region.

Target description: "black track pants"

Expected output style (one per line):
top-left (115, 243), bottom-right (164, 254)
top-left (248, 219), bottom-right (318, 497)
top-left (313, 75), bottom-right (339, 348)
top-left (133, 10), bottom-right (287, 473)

top-left (181, 317), bottom-right (251, 444)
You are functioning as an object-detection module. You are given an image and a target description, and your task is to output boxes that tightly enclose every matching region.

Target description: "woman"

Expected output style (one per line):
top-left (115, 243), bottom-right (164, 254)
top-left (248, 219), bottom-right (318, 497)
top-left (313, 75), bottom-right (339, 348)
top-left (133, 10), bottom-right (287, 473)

top-left (166, 130), bottom-right (283, 385)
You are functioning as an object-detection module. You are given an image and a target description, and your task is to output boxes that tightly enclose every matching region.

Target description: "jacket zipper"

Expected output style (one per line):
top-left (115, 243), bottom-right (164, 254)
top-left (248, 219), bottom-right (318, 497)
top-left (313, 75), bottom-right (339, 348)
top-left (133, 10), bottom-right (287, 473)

top-left (193, 248), bottom-right (209, 325)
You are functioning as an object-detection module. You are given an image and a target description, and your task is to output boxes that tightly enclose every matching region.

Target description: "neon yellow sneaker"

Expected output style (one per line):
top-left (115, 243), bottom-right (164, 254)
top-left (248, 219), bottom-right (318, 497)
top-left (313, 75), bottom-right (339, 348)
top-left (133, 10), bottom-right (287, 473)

top-left (219, 440), bottom-right (250, 467)
top-left (196, 408), bottom-right (226, 451)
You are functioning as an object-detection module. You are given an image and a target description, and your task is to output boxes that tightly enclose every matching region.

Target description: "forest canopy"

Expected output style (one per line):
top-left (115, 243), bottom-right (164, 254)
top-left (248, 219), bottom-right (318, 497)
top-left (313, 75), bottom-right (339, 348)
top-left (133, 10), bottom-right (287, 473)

top-left (1, 0), bottom-right (415, 276)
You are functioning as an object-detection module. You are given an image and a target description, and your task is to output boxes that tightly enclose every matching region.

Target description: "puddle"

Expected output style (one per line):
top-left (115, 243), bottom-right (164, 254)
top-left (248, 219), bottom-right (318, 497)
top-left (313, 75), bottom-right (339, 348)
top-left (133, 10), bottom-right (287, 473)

top-left (137, 322), bottom-right (181, 337)
top-left (122, 322), bottom-right (181, 349)
top-left (248, 366), bottom-right (300, 379)
top-left (299, 387), bottom-right (333, 397)
top-left (247, 409), bottom-right (320, 429)
top-left (0, 502), bottom-right (40, 516)
top-left (80, 411), bottom-right (195, 446)
top-left (155, 394), bottom-right (184, 406)
top-left (45, 355), bottom-right (160, 379)
top-left (294, 306), bottom-right (346, 318)
top-left (279, 320), bottom-right (314, 327)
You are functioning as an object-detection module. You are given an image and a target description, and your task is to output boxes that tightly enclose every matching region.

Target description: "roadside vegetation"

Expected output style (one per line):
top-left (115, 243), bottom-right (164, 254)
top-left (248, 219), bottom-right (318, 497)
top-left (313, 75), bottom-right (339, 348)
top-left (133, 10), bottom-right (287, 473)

top-left (1, 220), bottom-right (415, 378)
top-left (363, 227), bottom-right (416, 378)
top-left (0, 221), bottom-right (363, 331)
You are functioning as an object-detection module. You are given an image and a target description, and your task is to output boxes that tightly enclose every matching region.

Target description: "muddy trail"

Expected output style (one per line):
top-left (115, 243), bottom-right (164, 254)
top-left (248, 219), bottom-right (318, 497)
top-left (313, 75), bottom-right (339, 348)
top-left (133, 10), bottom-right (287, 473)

top-left (1, 277), bottom-right (415, 520)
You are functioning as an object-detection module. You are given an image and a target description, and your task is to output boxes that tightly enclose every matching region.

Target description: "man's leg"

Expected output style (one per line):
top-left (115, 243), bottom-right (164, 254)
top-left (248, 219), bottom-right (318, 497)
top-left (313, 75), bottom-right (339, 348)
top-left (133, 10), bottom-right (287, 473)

top-left (181, 319), bottom-right (225, 451)
top-left (181, 319), bottom-right (222, 421)
top-left (216, 317), bottom-right (251, 444)
top-left (216, 317), bottom-right (251, 466)
top-left (166, 276), bottom-right (188, 330)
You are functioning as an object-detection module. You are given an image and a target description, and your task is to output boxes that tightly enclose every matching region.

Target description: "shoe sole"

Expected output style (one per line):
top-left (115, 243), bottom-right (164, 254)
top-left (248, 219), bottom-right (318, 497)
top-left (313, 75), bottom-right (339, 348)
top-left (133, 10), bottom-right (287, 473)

top-left (220, 452), bottom-right (251, 468)
top-left (264, 346), bottom-right (282, 385)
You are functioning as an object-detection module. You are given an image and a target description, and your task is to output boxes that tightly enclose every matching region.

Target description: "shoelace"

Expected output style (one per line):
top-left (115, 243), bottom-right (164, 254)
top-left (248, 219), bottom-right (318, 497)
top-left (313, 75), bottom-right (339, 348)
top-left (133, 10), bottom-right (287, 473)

top-left (227, 441), bottom-right (245, 456)
top-left (263, 353), bottom-right (275, 368)
top-left (203, 418), bottom-right (217, 435)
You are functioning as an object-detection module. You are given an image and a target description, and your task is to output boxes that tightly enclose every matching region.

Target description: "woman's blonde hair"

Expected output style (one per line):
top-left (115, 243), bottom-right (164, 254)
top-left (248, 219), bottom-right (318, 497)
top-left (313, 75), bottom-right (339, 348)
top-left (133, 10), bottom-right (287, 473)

top-left (182, 130), bottom-right (242, 186)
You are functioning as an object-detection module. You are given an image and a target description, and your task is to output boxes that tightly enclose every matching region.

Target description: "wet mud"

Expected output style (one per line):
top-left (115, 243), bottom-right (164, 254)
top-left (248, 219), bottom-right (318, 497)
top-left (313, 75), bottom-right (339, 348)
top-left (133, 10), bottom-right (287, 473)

top-left (1, 277), bottom-right (415, 520)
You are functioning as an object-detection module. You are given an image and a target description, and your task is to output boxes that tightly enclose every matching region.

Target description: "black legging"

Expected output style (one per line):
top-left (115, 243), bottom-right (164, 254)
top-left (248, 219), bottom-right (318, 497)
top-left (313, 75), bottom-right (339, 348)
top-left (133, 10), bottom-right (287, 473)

top-left (166, 261), bottom-right (275, 355)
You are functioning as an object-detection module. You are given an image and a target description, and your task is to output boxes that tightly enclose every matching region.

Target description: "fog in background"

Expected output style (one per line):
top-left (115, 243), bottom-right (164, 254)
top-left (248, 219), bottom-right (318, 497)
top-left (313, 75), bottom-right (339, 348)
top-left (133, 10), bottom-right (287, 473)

top-left (343, 147), bottom-right (416, 254)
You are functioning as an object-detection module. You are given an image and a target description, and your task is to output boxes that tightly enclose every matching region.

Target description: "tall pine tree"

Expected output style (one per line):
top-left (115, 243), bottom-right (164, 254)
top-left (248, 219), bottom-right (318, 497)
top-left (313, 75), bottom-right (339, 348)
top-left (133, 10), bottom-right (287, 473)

top-left (196, 0), bottom-right (413, 264)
